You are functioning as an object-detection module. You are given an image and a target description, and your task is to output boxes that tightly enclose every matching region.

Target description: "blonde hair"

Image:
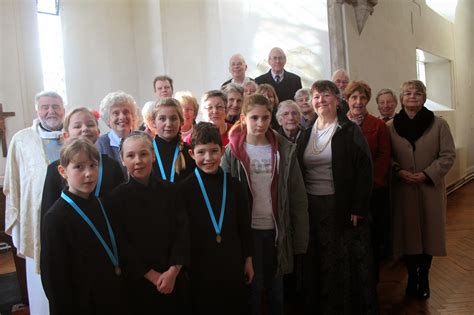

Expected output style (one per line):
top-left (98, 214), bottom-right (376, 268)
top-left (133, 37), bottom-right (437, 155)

top-left (400, 80), bottom-right (427, 104)
top-left (63, 107), bottom-right (98, 133)
top-left (120, 131), bottom-right (154, 157)
top-left (256, 84), bottom-right (279, 109)
top-left (146, 98), bottom-right (188, 175)
top-left (60, 138), bottom-right (100, 168)
top-left (174, 91), bottom-right (199, 119)
top-left (148, 98), bottom-right (184, 126)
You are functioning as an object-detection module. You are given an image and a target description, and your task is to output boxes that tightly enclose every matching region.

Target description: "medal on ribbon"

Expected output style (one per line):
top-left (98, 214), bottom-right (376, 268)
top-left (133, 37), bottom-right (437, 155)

top-left (153, 139), bottom-right (180, 183)
top-left (194, 168), bottom-right (227, 244)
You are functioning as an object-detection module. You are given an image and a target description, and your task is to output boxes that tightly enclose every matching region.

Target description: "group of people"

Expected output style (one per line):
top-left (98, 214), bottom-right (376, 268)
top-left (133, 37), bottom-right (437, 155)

top-left (3, 46), bottom-right (456, 315)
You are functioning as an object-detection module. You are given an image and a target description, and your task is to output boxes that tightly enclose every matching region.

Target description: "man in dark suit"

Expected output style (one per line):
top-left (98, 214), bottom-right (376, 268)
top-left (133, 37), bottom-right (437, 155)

top-left (255, 47), bottom-right (302, 102)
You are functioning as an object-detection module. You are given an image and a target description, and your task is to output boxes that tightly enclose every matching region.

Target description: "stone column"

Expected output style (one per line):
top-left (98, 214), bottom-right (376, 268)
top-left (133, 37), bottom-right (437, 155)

top-left (327, 0), bottom-right (347, 73)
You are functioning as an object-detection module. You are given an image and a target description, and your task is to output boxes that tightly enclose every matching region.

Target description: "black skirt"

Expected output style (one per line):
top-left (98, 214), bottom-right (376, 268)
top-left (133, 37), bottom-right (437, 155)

top-left (303, 194), bottom-right (378, 315)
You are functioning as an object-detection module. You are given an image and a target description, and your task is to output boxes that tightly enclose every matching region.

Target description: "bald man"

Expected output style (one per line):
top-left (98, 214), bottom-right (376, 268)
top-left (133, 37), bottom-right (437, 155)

top-left (331, 69), bottom-right (350, 114)
top-left (255, 47), bottom-right (302, 102)
top-left (221, 54), bottom-right (253, 88)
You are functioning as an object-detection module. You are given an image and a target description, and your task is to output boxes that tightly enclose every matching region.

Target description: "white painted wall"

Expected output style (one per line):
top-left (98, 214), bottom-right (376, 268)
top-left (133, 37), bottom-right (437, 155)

top-left (59, 0), bottom-right (331, 126)
top-left (343, 0), bottom-right (473, 184)
top-left (159, 0), bottom-right (331, 99)
top-left (0, 0), bottom-right (44, 176)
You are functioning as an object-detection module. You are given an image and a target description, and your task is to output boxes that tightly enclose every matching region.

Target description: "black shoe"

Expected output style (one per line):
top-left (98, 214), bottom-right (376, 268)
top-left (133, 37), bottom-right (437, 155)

top-left (417, 271), bottom-right (430, 299)
top-left (405, 276), bottom-right (418, 297)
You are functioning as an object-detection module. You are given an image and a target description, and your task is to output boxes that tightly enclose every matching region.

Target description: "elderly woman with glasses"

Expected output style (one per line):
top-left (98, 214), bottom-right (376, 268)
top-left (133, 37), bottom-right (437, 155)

top-left (390, 80), bottom-right (455, 299)
top-left (184, 90), bottom-right (232, 147)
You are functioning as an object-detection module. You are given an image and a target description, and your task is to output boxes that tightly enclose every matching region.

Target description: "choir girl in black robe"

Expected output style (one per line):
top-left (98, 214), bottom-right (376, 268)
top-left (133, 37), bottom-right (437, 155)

top-left (146, 98), bottom-right (194, 183)
top-left (109, 131), bottom-right (189, 314)
top-left (41, 138), bottom-right (127, 315)
top-left (41, 107), bottom-right (124, 219)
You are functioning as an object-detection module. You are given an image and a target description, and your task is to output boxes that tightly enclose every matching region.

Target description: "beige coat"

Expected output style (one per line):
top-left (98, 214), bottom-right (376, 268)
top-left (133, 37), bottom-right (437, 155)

top-left (389, 116), bottom-right (455, 256)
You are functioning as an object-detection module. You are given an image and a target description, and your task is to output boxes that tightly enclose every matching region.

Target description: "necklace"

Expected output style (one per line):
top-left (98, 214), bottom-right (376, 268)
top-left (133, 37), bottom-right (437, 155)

top-left (312, 119), bottom-right (337, 155)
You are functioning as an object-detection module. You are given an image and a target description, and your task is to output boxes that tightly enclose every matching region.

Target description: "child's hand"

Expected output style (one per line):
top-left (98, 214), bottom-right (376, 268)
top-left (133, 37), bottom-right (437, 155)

top-left (244, 257), bottom-right (254, 284)
top-left (156, 265), bottom-right (181, 294)
top-left (144, 269), bottom-right (161, 285)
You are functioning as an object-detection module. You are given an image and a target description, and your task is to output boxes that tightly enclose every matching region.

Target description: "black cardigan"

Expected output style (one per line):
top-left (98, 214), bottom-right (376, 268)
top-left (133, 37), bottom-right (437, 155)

top-left (297, 111), bottom-right (373, 226)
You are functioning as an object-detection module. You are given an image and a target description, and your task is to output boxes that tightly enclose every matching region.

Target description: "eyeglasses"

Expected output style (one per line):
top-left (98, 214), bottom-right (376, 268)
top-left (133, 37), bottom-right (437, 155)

top-left (204, 105), bottom-right (226, 111)
top-left (281, 111), bottom-right (299, 118)
top-left (403, 91), bottom-right (423, 97)
top-left (269, 56), bottom-right (285, 61)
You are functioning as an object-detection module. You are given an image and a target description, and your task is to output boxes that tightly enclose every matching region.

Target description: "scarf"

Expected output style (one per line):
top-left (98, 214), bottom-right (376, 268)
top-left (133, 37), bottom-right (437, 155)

top-left (393, 107), bottom-right (434, 150)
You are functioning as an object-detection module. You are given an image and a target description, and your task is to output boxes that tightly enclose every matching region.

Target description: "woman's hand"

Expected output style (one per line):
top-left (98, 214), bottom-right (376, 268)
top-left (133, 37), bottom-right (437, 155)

top-left (398, 169), bottom-right (417, 184)
top-left (351, 214), bottom-right (364, 227)
top-left (156, 265), bottom-right (181, 294)
top-left (244, 257), bottom-right (254, 284)
top-left (411, 172), bottom-right (427, 183)
top-left (398, 170), bottom-right (426, 184)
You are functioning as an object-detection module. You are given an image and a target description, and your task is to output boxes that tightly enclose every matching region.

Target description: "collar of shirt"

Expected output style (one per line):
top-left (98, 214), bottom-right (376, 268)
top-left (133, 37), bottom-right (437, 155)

top-left (33, 118), bottom-right (62, 140)
top-left (231, 76), bottom-right (252, 86)
top-left (271, 70), bottom-right (285, 81)
top-left (108, 130), bottom-right (122, 148)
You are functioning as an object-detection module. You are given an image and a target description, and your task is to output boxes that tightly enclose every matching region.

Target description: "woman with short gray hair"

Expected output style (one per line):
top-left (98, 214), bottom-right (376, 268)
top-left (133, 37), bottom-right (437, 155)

top-left (276, 100), bottom-right (303, 144)
top-left (97, 91), bottom-right (140, 176)
top-left (294, 88), bottom-right (315, 128)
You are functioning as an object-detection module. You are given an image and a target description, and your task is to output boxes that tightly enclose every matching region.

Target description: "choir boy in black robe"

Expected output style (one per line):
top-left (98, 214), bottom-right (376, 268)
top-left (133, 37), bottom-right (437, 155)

top-left (180, 122), bottom-right (254, 315)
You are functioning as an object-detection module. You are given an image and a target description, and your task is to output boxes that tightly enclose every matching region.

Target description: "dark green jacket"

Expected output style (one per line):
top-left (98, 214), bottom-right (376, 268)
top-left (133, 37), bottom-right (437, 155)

top-left (221, 130), bottom-right (309, 275)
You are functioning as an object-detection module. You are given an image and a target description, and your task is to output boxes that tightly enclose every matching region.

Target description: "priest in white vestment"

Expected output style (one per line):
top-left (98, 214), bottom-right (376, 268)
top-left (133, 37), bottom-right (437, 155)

top-left (3, 91), bottom-right (65, 315)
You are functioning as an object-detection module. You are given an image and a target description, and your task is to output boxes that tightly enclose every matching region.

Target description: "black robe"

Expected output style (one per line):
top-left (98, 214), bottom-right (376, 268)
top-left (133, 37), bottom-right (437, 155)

top-left (152, 136), bottom-right (195, 184)
top-left (109, 175), bottom-right (190, 314)
top-left (40, 190), bottom-right (127, 315)
top-left (179, 168), bottom-right (253, 315)
top-left (41, 154), bottom-right (125, 220)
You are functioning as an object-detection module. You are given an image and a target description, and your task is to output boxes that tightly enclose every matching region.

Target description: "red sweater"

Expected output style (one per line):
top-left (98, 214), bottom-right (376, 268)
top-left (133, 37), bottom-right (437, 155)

top-left (361, 114), bottom-right (391, 188)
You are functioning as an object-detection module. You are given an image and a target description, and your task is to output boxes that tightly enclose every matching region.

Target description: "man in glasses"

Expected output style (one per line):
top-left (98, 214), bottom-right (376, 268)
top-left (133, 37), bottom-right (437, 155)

top-left (255, 47), bottom-right (302, 102)
top-left (331, 69), bottom-right (350, 114)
